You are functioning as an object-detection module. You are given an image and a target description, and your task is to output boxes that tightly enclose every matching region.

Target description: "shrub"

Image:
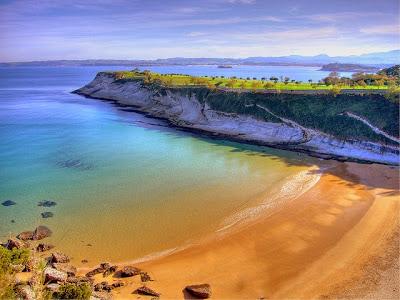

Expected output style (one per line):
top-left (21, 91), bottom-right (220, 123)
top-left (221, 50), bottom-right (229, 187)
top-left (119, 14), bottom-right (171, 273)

top-left (55, 283), bottom-right (92, 299)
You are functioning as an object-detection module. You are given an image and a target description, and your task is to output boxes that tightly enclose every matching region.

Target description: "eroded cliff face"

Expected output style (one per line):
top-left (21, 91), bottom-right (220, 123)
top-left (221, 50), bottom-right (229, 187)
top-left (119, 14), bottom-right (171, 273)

top-left (74, 73), bottom-right (399, 165)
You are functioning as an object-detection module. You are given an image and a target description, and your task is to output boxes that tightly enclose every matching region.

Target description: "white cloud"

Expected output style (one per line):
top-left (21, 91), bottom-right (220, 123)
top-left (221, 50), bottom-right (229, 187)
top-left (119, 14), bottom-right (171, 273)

top-left (360, 24), bottom-right (399, 35)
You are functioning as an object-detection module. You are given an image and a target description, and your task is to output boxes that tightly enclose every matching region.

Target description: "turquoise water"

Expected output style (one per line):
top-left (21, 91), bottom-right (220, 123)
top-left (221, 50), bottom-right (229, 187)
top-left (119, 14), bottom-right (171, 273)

top-left (0, 66), bottom-right (317, 264)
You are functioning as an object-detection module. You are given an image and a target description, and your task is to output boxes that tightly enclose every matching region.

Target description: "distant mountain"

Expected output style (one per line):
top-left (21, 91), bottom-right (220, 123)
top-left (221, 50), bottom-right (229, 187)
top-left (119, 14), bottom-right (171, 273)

top-left (1, 50), bottom-right (398, 67)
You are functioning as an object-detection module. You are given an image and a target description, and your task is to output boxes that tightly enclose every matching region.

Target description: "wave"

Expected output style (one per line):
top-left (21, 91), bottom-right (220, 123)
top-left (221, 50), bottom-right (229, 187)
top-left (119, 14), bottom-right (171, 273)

top-left (217, 167), bottom-right (321, 233)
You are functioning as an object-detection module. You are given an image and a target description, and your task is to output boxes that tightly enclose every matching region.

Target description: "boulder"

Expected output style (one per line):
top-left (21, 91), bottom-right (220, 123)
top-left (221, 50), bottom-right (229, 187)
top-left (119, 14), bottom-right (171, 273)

top-left (15, 284), bottom-right (35, 300)
top-left (17, 231), bottom-right (34, 241)
top-left (111, 281), bottom-right (124, 288)
top-left (51, 252), bottom-right (70, 263)
top-left (81, 259), bottom-right (88, 264)
top-left (140, 272), bottom-right (152, 282)
top-left (94, 281), bottom-right (113, 292)
top-left (2, 200), bottom-right (16, 206)
top-left (36, 243), bottom-right (54, 252)
top-left (85, 267), bottom-right (104, 277)
top-left (120, 266), bottom-right (141, 277)
top-left (32, 226), bottom-right (52, 240)
top-left (185, 284), bottom-right (212, 299)
top-left (52, 263), bottom-right (77, 277)
top-left (44, 267), bottom-right (68, 283)
top-left (38, 200), bottom-right (57, 207)
top-left (3, 238), bottom-right (27, 250)
top-left (133, 286), bottom-right (160, 297)
top-left (103, 265), bottom-right (117, 277)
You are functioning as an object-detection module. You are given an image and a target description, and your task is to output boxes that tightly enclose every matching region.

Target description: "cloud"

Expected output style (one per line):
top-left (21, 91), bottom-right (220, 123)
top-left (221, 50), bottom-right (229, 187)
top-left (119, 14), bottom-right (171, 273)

top-left (360, 24), bottom-right (399, 35)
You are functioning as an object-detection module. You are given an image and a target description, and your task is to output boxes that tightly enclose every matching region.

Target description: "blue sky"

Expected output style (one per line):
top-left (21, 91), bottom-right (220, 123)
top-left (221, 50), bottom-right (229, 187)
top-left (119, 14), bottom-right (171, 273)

top-left (0, 0), bottom-right (399, 61)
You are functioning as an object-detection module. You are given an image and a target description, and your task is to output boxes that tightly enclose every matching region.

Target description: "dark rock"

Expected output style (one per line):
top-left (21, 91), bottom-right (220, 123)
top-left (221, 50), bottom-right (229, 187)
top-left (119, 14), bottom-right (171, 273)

top-left (103, 265), bottom-right (117, 277)
top-left (36, 243), bottom-right (55, 252)
top-left (51, 252), bottom-right (70, 263)
top-left (86, 267), bottom-right (104, 277)
top-left (17, 231), bottom-right (34, 241)
top-left (81, 259), bottom-right (88, 264)
top-left (133, 286), bottom-right (160, 297)
top-left (2, 200), bottom-right (16, 206)
top-left (111, 281), bottom-right (124, 288)
top-left (52, 263), bottom-right (77, 277)
top-left (15, 284), bottom-right (35, 300)
top-left (120, 266), bottom-right (141, 277)
top-left (32, 225), bottom-right (52, 240)
top-left (140, 272), bottom-right (152, 282)
top-left (100, 262), bottom-right (111, 270)
top-left (38, 200), bottom-right (57, 207)
top-left (185, 284), bottom-right (212, 299)
top-left (44, 267), bottom-right (68, 283)
top-left (3, 238), bottom-right (28, 250)
top-left (86, 262), bottom-right (112, 277)
top-left (41, 212), bottom-right (54, 218)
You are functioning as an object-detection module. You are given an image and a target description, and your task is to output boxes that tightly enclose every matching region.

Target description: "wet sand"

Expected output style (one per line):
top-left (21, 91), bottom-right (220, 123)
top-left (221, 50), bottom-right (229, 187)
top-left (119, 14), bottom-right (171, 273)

top-left (80, 162), bottom-right (399, 299)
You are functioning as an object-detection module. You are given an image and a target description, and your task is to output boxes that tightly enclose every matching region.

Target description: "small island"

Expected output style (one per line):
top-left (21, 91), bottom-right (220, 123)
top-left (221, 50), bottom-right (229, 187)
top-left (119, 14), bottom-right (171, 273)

top-left (320, 63), bottom-right (380, 73)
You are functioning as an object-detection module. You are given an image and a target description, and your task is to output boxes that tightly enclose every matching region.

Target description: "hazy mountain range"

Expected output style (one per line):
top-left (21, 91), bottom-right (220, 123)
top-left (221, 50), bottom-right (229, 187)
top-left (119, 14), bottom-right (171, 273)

top-left (1, 50), bottom-right (398, 67)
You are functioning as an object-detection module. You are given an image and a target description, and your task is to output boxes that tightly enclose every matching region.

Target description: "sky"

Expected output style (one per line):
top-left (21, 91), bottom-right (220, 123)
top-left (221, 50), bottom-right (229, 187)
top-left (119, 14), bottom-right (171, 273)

top-left (0, 0), bottom-right (399, 61)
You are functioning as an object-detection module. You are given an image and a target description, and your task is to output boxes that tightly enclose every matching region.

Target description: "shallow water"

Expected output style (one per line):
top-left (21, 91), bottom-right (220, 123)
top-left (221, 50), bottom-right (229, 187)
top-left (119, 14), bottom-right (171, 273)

top-left (0, 66), bottom-right (319, 264)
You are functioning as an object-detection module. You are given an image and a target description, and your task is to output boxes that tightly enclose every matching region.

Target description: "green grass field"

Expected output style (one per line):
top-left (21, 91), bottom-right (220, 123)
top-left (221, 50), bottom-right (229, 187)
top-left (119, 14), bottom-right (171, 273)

top-left (111, 70), bottom-right (394, 91)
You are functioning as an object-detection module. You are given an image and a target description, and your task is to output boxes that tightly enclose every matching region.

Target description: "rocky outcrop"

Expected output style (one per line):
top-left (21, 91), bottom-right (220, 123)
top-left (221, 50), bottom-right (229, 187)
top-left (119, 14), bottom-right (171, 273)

top-left (74, 73), bottom-right (399, 165)
top-left (185, 284), bottom-right (212, 299)
top-left (133, 286), bottom-right (160, 297)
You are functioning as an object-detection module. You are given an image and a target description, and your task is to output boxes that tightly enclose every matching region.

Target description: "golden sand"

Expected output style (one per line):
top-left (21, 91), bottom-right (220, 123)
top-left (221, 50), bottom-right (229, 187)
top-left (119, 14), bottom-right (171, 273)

top-left (77, 162), bottom-right (399, 299)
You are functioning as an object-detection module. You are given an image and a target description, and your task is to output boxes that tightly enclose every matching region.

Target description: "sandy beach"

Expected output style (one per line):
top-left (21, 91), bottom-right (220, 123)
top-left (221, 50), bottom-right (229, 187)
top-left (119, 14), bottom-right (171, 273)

top-left (78, 161), bottom-right (399, 299)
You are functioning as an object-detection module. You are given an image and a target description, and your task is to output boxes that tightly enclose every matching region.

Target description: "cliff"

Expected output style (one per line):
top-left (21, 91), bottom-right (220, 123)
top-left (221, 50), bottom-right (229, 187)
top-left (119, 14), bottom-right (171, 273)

top-left (73, 72), bottom-right (399, 165)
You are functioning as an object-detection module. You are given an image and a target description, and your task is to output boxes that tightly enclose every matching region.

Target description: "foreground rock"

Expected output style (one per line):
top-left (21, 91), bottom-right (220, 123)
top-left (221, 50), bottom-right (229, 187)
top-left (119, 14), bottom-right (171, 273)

top-left (52, 263), bottom-right (77, 277)
top-left (36, 243), bottom-right (54, 252)
top-left (94, 281), bottom-right (124, 292)
top-left (15, 284), bottom-right (35, 300)
top-left (51, 252), bottom-right (70, 263)
top-left (85, 262), bottom-right (114, 277)
top-left (33, 225), bottom-right (52, 240)
top-left (120, 266), bottom-right (141, 277)
top-left (44, 267), bottom-right (68, 283)
top-left (3, 238), bottom-right (28, 250)
top-left (2, 200), bottom-right (16, 206)
top-left (133, 286), bottom-right (160, 297)
top-left (185, 284), bottom-right (212, 299)
top-left (17, 231), bottom-right (34, 241)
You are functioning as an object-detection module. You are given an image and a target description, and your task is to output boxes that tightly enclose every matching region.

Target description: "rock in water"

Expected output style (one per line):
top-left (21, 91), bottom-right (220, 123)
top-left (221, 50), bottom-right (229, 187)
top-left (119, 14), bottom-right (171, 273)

top-left (17, 231), bottom-right (34, 241)
top-left (44, 267), bottom-right (68, 283)
top-left (38, 200), bottom-right (57, 207)
top-left (41, 212), bottom-right (54, 218)
top-left (51, 252), bottom-right (70, 263)
top-left (36, 243), bottom-right (55, 252)
top-left (2, 200), bottom-right (16, 206)
top-left (133, 286), bottom-right (160, 297)
top-left (185, 284), bottom-right (212, 299)
top-left (32, 225), bottom-right (52, 240)
top-left (120, 266), bottom-right (141, 277)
